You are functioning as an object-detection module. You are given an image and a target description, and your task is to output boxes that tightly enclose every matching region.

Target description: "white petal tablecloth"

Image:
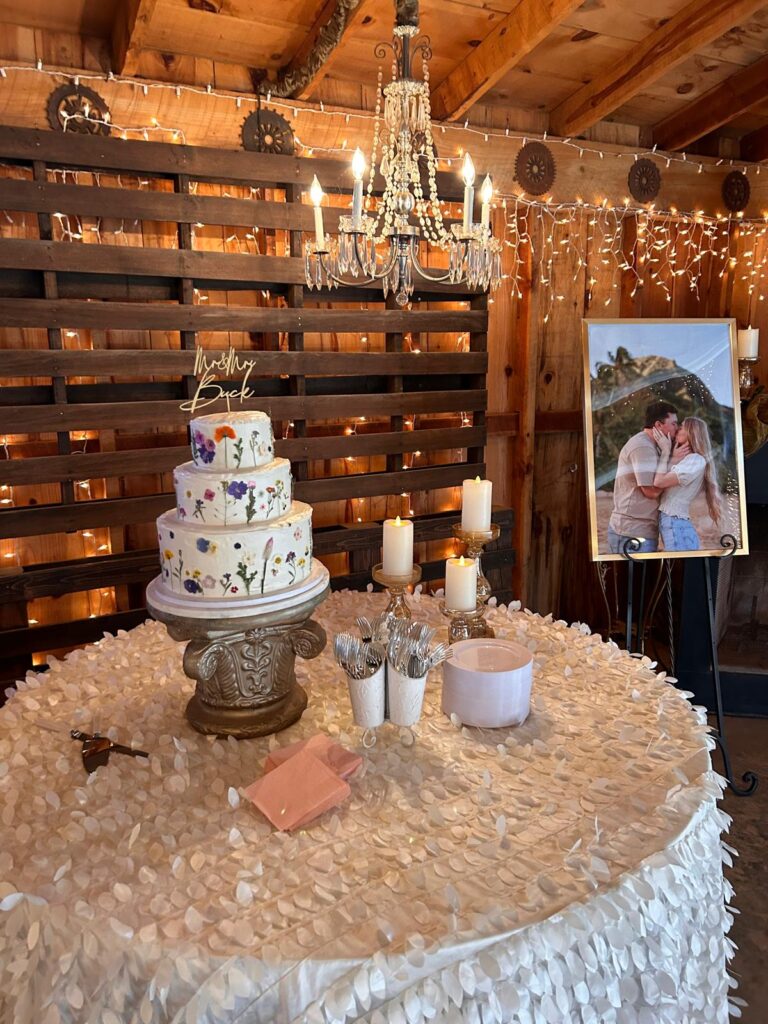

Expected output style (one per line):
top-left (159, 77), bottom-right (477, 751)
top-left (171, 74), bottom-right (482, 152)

top-left (0, 592), bottom-right (737, 1024)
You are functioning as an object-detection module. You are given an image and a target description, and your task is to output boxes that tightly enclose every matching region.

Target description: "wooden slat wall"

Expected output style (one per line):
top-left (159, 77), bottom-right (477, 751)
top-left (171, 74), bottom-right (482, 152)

top-left (0, 127), bottom-right (499, 679)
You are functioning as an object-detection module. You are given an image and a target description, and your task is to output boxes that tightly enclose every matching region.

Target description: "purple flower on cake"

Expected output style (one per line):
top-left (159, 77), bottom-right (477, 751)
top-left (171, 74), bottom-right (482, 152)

top-left (177, 507), bottom-right (187, 518)
top-left (203, 488), bottom-right (215, 501)
top-left (193, 430), bottom-right (216, 464)
top-left (184, 578), bottom-right (203, 594)
top-left (293, 527), bottom-right (302, 540)
top-left (196, 538), bottom-right (211, 553)
top-left (227, 480), bottom-right (248, 500)
top-left (202, 574), bottom-right (216, 589)
top-left (286, 551), bottom-right (296, 563)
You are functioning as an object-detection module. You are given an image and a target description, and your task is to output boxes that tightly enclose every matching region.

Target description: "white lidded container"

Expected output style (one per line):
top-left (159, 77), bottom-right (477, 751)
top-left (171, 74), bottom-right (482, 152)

top-left (441, 638), bottom-right (533, 727)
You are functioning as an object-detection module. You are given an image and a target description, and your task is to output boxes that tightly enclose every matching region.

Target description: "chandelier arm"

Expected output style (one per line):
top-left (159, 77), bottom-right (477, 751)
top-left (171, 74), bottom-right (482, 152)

top-left (316, 237), bottom-right (398, 286)
top-left (408, 236), bottom-right (457, 282)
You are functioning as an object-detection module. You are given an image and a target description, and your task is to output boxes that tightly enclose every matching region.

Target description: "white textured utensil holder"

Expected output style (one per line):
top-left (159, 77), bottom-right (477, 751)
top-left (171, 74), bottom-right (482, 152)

top-left (387, 663), bottom-right (428, 727)
top-left (346, 662), bottom-right (386, 728)
top-left (441, 638), bottom-right (533, 728)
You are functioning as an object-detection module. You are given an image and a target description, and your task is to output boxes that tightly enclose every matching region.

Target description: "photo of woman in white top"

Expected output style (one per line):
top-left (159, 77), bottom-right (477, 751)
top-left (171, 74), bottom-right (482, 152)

top-left (652, 416), bottom-right (722, 551)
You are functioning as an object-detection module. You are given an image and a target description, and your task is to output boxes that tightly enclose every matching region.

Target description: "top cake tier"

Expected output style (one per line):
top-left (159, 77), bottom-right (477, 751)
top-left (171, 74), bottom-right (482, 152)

top-left (190, 411), bottom-right (274, 471)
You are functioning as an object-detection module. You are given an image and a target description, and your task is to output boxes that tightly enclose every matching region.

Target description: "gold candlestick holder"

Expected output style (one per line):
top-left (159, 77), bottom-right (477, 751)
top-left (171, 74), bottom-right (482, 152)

top-left (371, 563), bottom-right (422, 619)
top-left (440, 600), bottom-right (493, 643)
top-left (452, 523), bottom-right (500, 606)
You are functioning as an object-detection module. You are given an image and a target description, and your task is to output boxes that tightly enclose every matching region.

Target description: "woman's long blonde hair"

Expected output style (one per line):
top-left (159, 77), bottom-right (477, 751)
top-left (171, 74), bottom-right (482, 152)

top-left (682, 416), bottom-right (722, 523)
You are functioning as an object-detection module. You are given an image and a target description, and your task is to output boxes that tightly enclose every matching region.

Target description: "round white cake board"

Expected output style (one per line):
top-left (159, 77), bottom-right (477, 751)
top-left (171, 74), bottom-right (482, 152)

top-left (146, 558), bottom-right (330, 620)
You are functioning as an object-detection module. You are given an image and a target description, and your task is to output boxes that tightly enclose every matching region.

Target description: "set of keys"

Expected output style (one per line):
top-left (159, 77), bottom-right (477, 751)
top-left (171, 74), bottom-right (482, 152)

top-left (70, 730), bottom-right (149, 773)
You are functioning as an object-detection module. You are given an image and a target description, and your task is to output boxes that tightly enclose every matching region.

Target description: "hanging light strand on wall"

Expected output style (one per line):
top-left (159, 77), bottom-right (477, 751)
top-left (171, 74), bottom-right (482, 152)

top-left (0, 62), bottom-right (760, 179)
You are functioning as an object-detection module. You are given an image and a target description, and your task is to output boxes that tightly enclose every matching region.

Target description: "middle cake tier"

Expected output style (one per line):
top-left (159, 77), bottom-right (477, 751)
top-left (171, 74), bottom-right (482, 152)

top-left (157, 501), bottom-right (313, 599)
top-left (174, 457), bottom-right (292, 525)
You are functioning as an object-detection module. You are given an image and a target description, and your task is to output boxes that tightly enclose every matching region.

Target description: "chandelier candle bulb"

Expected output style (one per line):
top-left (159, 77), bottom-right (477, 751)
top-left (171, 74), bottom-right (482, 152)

top-left (737, 327), bottom-right (759, 359)
top-left (310, 175), bottom-right (325, 249)
top-left (462, 153), bottom-right (475, 233)
top-left (351, 148), bottom-right (365, 229)
top-left (480, 175), bottom-right (493, 229)
top-left (445, 556), bottom-right (478, 612)
top-left (461, 477), bottom-right (493, 532)
top-left (382, 516), bottom-right (414, 576)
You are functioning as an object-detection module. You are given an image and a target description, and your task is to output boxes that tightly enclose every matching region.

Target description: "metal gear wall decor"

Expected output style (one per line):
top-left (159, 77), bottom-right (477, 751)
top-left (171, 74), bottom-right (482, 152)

top-left (722, 170), bottom-right (750, 213)
top-left (514, 141), bottom-right (556, 196)
top-left (46, 84), bottom-right (111, 135)
top-left (241, 109), bottom-right (294, 155)
top-left (628, 158), bottom-right (661, 203)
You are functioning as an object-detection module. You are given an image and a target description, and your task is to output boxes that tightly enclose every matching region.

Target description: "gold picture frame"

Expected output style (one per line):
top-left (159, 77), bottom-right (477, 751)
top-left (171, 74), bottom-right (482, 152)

top-left (582, 318), bottom-right (749, 562)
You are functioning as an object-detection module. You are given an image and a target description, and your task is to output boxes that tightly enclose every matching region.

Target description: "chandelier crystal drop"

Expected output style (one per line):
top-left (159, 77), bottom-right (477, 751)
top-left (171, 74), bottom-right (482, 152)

top-left (304, 0), bottom-right (502, 305)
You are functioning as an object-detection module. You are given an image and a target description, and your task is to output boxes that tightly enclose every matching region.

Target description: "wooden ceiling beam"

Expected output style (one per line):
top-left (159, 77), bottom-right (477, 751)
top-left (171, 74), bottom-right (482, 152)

top-left (430, 0), bottom-right (584, 124)
top-left (653, 55), bottom-right (768, 151)
top-left (111, 0), bottom-right (160, 77)
top-left (281, 0), bottom-right (379, 102)
top-left (741, 123), bottom-right (768, 163)
top-left (550, 0), bottom-right (768, 139)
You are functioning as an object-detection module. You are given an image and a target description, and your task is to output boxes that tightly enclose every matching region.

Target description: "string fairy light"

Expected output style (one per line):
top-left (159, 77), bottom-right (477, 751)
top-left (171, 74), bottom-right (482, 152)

top-left (0, 61), bottom-right (761, 180)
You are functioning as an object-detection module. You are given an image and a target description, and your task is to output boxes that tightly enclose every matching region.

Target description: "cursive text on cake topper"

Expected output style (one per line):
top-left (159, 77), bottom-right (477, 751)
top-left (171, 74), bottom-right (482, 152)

top-left (180, 347), bottom-right (260, 414)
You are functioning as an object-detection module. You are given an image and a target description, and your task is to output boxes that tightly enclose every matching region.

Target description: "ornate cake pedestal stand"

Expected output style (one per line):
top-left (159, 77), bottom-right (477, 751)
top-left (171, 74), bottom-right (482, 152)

top-left (146, 561), bottom-right (329, 739)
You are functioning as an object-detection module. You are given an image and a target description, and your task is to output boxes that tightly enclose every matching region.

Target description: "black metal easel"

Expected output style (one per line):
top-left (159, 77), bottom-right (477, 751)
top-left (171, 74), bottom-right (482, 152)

top-left (621, 534), bottom-right (758, 797)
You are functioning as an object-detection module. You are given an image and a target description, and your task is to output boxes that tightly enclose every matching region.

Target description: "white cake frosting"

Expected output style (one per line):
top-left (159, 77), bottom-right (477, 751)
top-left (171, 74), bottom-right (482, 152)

top-left (156, 411), bottom-right (313, 601)
top-left (173, 457), bottom-right (292, 525)
top-left (190, 410), bottom-right (274, 471)
top-left (157, 502), bottom-right (313, 599)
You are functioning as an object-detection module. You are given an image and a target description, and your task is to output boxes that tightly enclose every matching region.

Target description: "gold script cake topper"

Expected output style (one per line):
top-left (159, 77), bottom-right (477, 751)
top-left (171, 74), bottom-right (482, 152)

top-left (180, 347), bottom-right (260, 414)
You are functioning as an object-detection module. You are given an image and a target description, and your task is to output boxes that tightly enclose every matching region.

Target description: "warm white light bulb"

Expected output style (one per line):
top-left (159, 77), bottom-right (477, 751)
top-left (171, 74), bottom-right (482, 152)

top-left (480, 174), bottom-right (493, 204)
top-left (351, 147), bottom-right (365, 181)
top-left (310, 175), bottom-right (323, 207)
top-left (462, 153), bottom-right (475, 187)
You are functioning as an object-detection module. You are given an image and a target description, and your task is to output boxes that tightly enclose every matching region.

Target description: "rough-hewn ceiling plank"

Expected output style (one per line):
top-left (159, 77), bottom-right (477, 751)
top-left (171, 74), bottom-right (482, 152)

top-left (111, 0), bottom-right (160, 76)
top-left (550, 0), bottom-right (768, 139)
top-left (281, 0), bottom-right (379, 101)
top-left (430, 0), bottom-right (584, 124)
top-left (652, 55), bottom-right (768, 151)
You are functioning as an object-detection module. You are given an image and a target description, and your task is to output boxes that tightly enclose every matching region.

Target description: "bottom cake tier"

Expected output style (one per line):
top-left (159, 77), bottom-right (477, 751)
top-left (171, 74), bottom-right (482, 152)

top-left (156, 500), bottom-right (313, 599)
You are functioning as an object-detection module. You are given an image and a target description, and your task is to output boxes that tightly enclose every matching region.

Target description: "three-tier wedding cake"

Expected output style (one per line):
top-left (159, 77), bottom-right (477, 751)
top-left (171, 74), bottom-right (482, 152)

top-left (155, 410), bottom-right (314, 600)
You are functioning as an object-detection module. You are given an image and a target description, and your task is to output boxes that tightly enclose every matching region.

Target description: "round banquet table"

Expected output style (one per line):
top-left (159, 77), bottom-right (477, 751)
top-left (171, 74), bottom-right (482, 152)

top-left (0, 591), bottom-right (737, 1024)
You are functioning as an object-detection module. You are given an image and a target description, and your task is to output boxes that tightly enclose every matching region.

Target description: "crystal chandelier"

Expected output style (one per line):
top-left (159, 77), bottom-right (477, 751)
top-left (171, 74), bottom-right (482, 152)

top-left (304, 0), bottom-right (502, 306)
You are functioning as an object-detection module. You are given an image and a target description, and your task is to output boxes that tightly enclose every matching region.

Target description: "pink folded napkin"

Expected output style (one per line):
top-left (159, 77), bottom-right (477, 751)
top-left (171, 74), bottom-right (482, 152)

top-left (264, 734), bottom-right (362, 780)
top-left (243, 748), bottom-right (351, 831)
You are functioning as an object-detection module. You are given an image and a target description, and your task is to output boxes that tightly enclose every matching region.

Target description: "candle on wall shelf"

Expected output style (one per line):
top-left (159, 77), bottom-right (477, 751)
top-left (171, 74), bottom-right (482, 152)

top-left (480, 175), bottom-right (493, 230)
top-left (461, 153), bottom-right (475, 234)
top-left (461, 476), bottom-right (492, 532)
top-left (737, 326), bottom-right (759, 359)
top-left (310, 175), bottom-right (325, 249)
top-left (351, 148), bottom-right (365, 229)
top-left (382, 516), bottom-right (413, 576)
top-left (445, 555), bottom-right (477, 611)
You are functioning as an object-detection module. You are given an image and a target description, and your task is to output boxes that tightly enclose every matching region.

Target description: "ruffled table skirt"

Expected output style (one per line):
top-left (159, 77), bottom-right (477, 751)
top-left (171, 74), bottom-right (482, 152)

top-left (0, 592), bottom-right (737, 1023)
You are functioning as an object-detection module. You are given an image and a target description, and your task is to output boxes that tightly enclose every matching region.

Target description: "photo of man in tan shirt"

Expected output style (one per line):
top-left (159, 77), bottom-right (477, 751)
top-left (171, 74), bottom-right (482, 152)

top-left (607, 401), bottom-right (679, 554)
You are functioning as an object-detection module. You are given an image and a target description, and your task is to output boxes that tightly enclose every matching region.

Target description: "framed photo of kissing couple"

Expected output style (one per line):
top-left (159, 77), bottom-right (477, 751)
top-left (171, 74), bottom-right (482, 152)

top-left (582, 318), bottom-right (749, 561)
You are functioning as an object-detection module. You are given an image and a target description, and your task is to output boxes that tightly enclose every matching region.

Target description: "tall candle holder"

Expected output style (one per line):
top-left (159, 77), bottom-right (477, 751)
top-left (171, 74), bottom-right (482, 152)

top-left (371, 563), bottom-right (422, 620)
top-left (452, 523), bottom-right (500, 606)
top-left (440, 601), bottom-right (493, 643)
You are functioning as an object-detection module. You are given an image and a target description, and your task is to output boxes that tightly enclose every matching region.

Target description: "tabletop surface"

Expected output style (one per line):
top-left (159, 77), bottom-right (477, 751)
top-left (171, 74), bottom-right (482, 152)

top-left (0, 591), bottom-right (728, 1024)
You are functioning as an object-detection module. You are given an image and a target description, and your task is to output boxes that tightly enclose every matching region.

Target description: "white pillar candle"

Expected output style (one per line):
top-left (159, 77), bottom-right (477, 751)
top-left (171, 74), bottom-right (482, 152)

top-left (461, 476), bottom-right (493, 532)
top-left (445, 555), bottom-right (477, 611)
top-left (461, 153), bottom-right (475, 234)
top-left (480, 174), bottom-right (493, 229)
top-left (382, 516), bottom-right (413, 576)
top-left (738, 327), bottom-right (759, 359)
top-left (310, 175), bottom-right (325, 249)
top-left (351, 147), bottom-right (365, 229)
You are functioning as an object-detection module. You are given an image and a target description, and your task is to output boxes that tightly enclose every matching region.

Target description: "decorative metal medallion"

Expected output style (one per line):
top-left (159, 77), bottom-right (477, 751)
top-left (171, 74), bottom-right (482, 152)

top-left (46, 84), bottom-right (111, 135)
top-left (514, 141), bottom-right (556, 195)
top-left (241, 109), bottom-right (294, 155)
top-left (628, 158), bottom-right (661, 203)
top-left (722, 170), bottom-right (750, 213)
